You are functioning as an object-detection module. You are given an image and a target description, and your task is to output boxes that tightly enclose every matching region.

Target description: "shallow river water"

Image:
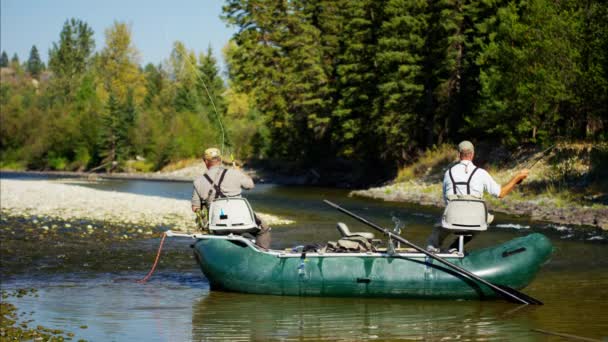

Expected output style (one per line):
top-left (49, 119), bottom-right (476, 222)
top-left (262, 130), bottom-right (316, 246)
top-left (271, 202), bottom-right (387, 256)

top-left (1, 176), bottom-right (607, 341)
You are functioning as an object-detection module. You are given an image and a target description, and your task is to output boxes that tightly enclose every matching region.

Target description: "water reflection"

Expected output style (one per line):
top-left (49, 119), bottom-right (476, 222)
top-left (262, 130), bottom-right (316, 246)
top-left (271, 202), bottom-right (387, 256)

top-left (191, 292), bottom-right (538, 341)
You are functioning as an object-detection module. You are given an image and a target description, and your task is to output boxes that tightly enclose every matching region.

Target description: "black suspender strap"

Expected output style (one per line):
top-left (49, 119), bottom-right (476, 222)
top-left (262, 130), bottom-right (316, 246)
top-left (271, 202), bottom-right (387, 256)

top-left (203, 168), bottom-right (229, 200)
top-left (466, 167), bottom-right (479, 194)
top-left (449, 164), bottom-right (479, 195)
top-left (448, 167), bottom-right (458, 194)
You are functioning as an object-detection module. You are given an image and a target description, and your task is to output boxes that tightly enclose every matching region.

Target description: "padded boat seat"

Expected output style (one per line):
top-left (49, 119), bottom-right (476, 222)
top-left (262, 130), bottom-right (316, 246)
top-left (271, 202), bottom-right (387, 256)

top-left (441, 198), bottom-right (488, 231)
top-left (337, 222), bottom-right (375, 240)
top-left (209, 198), bottom-right (260, 235)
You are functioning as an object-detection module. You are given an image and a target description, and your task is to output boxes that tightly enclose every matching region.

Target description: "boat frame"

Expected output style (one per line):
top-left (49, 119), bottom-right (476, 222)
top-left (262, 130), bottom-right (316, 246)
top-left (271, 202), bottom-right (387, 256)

top-left (165, 230), bottom-right (465, 259)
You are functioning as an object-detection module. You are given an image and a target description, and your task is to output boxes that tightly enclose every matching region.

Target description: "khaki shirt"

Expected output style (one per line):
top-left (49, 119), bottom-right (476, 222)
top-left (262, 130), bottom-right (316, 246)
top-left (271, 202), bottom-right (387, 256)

top-left (191, 166), bottom-right (255, 209)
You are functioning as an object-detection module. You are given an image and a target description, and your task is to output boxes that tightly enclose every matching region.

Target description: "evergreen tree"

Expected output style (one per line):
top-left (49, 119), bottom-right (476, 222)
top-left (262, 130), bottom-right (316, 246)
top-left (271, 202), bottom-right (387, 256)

top-left (331, 0), bottom-right (383, 159)
top-left (301, 0), bottom-right (348, 157)
top-left (0, 51), bottom-right (8, 67)
top-left (48, 18), bottom-right (95, 102)
top-left (169, 41), bottom-right (200, 113)
top-left (100, 92), bottom-right (135, 167)
top-left (223, 0), bottom-right (292, 158)
top-left (143, 63), bottom-right (164, 108)
top-left (569, 0), bottom-right (608, 140)
top-left (289, 0), bottom-right (333, 158)
top-left (26, 45), bottom-right (43, 79)
top-left (198, 46), bottom-right (227, 146)
top-left (376, 0), bottom-right (428, 160)
top-left (101, 93), bottom-right (121, 169)
top-left (10, 53), bottom-right (19, 65)
top-left (471, 0), bottom-right (578, 145)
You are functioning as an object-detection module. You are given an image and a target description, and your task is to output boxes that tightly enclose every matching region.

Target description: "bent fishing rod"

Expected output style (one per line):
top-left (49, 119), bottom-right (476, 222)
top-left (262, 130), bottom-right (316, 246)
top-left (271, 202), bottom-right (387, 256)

top-left (516, 144), bottom-right (555, 184)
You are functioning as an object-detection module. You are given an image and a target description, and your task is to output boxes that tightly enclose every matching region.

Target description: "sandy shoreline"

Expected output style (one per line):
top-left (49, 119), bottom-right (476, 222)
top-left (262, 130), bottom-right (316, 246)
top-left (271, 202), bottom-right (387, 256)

top-left (0, 179), bottom-right (294, 230)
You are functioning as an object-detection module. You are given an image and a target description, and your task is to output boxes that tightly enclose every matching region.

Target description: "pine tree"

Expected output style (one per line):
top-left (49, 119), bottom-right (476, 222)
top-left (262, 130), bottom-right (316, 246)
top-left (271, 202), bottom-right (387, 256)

top-left (471, 0), bottom-right (578, 145)
top-left (301, 0), bottom-right (348, 158)
top-left (10, 53), bottom-right (19, 65)
top-left (101, 93), bottom-right (121, 169)
top-left (100, 92), bottom-right (135, 167)
top-left (27, 45), bottom-right (43, 79)
top-left (198, 46), bottom-right (227, 146)
top-left (570, 0), bottom-right (608, 140)
top-left (143, 63), bottom-right (164, 108)
top-left (0, 51), bottom-right (8, 67)
top-left (170, 41), bottom-right (200, 113)
top-left (376, 0), bottom-right (428, 161)
top-left (48, 18), bottom-right (95, 102)
top-left (331, 0), bottom-right (383, 159)
top-left (223, 0), bottom-right (292, 158)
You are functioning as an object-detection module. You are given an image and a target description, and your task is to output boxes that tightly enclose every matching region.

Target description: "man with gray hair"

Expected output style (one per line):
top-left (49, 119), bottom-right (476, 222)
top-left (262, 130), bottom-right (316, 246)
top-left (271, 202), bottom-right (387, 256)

top-left (426, 140), bottom-right (529, 252)
top-left (191, 147), bottom-right (271, 249)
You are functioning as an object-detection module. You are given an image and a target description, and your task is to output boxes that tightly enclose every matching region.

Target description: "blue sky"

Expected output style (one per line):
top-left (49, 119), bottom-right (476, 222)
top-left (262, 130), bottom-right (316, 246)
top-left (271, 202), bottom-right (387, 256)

top-left (0, 0), bottom-right (236, 72)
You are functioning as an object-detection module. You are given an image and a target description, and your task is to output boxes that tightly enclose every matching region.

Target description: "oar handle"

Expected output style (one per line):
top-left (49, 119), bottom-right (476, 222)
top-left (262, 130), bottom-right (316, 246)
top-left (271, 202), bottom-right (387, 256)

top-left (323, 200), bottom-right (543, 305)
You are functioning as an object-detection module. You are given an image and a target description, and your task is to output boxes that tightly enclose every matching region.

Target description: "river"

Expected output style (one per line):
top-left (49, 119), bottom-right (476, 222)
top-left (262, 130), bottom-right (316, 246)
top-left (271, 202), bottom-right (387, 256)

top-left (1, 175), bottom-right (607, 341)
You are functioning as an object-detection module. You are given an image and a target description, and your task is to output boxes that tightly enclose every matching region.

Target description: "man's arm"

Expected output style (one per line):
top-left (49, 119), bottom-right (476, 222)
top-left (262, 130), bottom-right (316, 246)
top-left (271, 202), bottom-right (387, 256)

top-left (442, 171), bottom-right (450, 205)
top-left (238, 170), bottom-right (255, 190)
top-left (499, 169), bottom-right (529, 198)
top-left (192, 182), bottom-right (204, 212)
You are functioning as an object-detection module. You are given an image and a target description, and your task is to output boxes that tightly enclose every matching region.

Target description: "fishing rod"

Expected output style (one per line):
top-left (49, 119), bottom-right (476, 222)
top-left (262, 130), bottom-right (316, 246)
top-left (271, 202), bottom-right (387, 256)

top-left (515, 144), bottom-right (555, 184)
top-left (522, 144), bottom-right (555, 170)
top-left (163, 24), bottom-right (229, 157)
top-left (178, 47), bottom-right (227, 156)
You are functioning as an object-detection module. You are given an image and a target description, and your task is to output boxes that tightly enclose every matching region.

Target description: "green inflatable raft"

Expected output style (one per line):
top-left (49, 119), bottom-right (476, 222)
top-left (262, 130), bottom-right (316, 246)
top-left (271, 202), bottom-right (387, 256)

top-left (189, 233), bottom-right (553, 300)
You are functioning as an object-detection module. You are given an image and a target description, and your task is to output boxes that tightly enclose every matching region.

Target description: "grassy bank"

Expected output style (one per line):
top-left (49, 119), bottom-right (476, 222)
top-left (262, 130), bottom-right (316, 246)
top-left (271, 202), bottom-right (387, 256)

top-left (352, 143), bottom-right (608, 230)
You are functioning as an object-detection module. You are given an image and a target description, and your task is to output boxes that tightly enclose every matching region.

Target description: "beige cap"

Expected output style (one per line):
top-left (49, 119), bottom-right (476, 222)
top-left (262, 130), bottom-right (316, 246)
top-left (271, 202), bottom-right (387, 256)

top-left (458, 140), bottom-right (474, 153)
top-left (203, 147), bottom-right (221, 161)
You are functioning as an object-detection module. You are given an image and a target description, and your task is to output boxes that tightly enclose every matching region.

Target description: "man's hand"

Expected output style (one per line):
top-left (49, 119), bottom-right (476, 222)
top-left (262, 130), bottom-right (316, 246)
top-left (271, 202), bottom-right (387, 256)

top-left (515, 169), bottom-right (530, 184)
top-left (192, 206), bottom-right (200, 213)
top-left (500, 169), bottom-right (530, 198)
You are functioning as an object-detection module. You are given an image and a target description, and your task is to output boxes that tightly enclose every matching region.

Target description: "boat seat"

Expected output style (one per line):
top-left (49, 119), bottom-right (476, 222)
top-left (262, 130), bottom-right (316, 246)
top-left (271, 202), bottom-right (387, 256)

top-left (441, 198), bottom-right (489, 231)
top-left (208, 198), bottom-right (260, 235)
top-left (337, 222), bottom-right (375, 240)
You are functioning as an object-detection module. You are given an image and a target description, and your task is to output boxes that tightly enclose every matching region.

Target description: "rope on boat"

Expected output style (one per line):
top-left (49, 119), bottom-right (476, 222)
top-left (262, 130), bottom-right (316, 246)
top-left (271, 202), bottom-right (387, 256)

top-left (137, 232), bottom-right (167, 283)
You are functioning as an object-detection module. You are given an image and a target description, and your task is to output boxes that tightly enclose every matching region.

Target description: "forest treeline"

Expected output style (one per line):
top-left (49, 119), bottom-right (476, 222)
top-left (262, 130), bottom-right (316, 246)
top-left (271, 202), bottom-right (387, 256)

top-left (1, 0), bottom-right (607, 175)
top-left (0, 18), bottom-right (254, 172)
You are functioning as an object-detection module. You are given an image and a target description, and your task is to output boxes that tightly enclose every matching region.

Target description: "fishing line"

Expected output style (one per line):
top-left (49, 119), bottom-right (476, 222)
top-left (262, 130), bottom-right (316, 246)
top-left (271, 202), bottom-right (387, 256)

top-left (163, 26), bottom-right (228, 156)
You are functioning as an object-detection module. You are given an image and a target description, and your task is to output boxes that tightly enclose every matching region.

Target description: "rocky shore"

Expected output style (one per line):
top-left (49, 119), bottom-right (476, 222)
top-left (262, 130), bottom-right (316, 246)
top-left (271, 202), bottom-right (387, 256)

top-left (0, 179), bottom-right (294, 230)
top-left (351, 182), bottom-right (608, 230)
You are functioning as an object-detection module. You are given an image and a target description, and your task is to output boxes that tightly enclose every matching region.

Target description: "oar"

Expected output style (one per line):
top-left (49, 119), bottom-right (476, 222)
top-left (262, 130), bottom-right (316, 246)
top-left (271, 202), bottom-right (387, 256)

top-left (323, 200), bottom-right (543, 305)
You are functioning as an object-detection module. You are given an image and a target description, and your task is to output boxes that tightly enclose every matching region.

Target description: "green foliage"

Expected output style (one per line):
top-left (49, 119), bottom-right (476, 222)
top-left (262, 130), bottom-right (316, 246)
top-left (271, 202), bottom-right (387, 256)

top-left (222, 0), bottom-right (607, 174)
top-left (98, 21), bottom-right (146, 105)
top-left (0, 51), bottom-right (8, 67)
top-left (48, 18), bottom-right (95, 103)
top-left (396, 144), bottom-right (456, 182)
top-left (10, 53), bottom-right (19, 65)
top-left (2, 2), bottom-right (608, 179)
top-left (47, 153), bottom-right (69, 171)
top-left (26, 45), bottom-right (43, 79)
top-left (471, 0), bottom-right (578, 146)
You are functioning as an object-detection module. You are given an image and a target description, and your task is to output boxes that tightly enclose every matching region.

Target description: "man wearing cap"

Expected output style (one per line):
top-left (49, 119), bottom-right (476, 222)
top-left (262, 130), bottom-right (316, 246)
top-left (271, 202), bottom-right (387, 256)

top-left (426, 141), bottom-right (529, 252)
top-left (191, 147), bottom-right (271, 249)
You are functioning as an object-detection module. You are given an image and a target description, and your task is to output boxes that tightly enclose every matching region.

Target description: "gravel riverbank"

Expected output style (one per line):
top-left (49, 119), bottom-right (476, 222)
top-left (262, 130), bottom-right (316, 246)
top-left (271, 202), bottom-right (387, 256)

top-left (0, 179), bottom-right (294, 230)
top-left (351, 182), bottom-right (608, 230)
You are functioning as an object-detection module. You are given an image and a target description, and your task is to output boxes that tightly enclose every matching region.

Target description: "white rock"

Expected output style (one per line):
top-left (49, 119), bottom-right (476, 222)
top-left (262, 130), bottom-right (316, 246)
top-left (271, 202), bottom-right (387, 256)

top-left (0, 179), bottom-right (294, 231)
